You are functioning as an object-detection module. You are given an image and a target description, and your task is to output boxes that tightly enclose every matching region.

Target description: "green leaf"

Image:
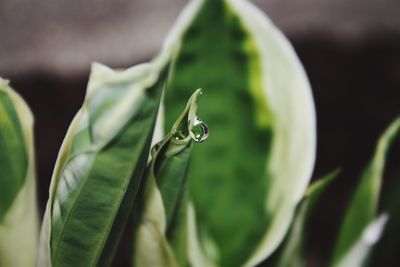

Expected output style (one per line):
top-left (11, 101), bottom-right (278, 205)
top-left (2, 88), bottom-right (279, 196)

top-left (0, 78), bottom-right (39, 267)
top-left (334, 214), bottom-right (388, 267)
top-left (267, 170), bottom-right (339, 267)
top-left (0, 79), bottom-right (27, 222)
top-left (370, 176), bottom-right (400, 266)
top-left (37, 63), bottom-right (170, 267)
top-left (330, 117), bottom-right (400, 267)
top-left (133, 89), bottom-right (207, 267)
top-left (305, 170), bottom-right (340, 215)
top-left (162, 0), bottom-right (316, 265)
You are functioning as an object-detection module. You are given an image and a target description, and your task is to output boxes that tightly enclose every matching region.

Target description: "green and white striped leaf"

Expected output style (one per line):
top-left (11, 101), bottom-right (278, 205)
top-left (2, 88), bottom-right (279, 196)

top-left (160, 0), bottom-right (316, 265)
top-left (0, 77), bottom-right (39, 267)
top-left (133, 89), bottom-right (207, 267)
top-left (37, 62), bottom-right (170, 267)
top-left (330, 118), bottom-right (400, 267)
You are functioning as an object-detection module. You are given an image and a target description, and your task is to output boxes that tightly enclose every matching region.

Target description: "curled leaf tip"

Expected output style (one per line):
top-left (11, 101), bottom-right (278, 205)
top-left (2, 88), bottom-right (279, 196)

top-left (171, 89), bottom-right (208, 144)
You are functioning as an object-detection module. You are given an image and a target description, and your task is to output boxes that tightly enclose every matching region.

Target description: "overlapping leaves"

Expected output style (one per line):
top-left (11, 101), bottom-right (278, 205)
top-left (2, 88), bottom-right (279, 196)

top-left (37, 63), bottom-right (170, 267)
top-left (132, 89), bottom-right (207, 267)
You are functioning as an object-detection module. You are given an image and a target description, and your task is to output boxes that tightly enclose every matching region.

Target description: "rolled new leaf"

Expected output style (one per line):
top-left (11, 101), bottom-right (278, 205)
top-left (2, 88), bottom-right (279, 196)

top-left (0, 78), bottom-right (38, 267)
top-left (37, 63), bottom-right (170, 267)
top-left (161, 0), bottom-right (316, 265)
top-left (330, 117), bottom-right (400, 267)
top-left (133, 89), bottom-right (207, 267)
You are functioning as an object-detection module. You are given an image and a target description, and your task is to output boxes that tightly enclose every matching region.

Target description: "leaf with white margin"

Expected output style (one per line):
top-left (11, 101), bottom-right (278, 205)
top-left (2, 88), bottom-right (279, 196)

top-left (267, 170), bottom-right (339, 267)
top-left (334, 214), bottom-right (388, 267)
top-left (0, 77), bottom-right (39, 267)
top-left (161, 0), bottom-right (316, 266)
top-left (133, 89), bottom-right (207, 267)
top-left (330, 118), bottom-right (400, 267)
top-left (37, 62), bottom-right (171, 267)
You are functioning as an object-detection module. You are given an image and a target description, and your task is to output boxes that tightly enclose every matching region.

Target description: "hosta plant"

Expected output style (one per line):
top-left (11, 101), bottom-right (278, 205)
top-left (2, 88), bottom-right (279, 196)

top-left (0, 0), bottom-right (399, 267)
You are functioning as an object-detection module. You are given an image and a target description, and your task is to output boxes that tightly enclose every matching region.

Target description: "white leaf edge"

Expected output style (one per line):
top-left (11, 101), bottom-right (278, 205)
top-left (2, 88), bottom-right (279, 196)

top-left (37, 0), bottom-right (317, 264)
top-left (37, 62), bottom-right (169, 266)
top-left (334, 214), bottom-right (388, 267)
top-left (156, 0), bottom-right (316, 265)
top-left (330, 117), bottom-right (400, 266)
top-left (133, 173), bottom-right (179, 267)
top-left (0, 77), bottom-right (39, 267)
top-left (226, 0), bottom-right (316, 265)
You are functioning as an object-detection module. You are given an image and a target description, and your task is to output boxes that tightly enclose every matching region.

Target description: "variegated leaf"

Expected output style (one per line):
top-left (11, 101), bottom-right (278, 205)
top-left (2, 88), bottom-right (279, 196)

top-left (330, 118), bottom-right (400, 267)
top-left (0, 77), bottom-right (38, 267)
top-left (160, 0), bottom-right (316, 265)
top-left (133, 89), bottom-right (207, 267)
top-left (37, 63), bottom-right (170, 267)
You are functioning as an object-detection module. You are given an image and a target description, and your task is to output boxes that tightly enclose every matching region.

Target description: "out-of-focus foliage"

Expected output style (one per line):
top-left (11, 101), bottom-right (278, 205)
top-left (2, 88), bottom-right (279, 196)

top-left (266, 170), bottom-right (339, 267)
top-left (0, 77), bottom-right (38, 267)
top-left (330, 118), bottom-right (400, 267)
top-left (162, 0), bottom-right (315, 265)
top-left (370, 177), bottom-right (400, 266)
top-left (263, 118), bottom-right (400, 267)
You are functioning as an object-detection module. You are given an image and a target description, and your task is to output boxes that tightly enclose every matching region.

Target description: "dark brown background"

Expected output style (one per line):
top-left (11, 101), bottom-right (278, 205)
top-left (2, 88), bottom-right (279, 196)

top-left (1, 0), bottom-right (399, 266)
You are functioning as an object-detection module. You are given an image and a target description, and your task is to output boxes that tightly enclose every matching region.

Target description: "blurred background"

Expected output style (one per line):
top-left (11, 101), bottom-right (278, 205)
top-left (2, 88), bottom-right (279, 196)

top-left (1, 0), bottom-right (399, 266)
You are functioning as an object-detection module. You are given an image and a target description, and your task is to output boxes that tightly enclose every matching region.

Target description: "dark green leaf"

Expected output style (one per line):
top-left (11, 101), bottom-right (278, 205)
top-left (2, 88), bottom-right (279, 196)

top-left (38, 63), bottom-right (170, 267)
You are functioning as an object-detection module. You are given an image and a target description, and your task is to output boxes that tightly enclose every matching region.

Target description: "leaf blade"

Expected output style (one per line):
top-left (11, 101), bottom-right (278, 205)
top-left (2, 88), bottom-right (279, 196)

top-left (0, 77), bottom-right (39, 267)
top-left (330, 117), bottom-right (400, 267)
top-left (38, 63), bottom-right (170, 267)
top-left (133, 90), bottom-right (205, 267)
top-left (267, 170), bottom-right (339, 267)
top-left (162, 0), bottom-right (316, 265)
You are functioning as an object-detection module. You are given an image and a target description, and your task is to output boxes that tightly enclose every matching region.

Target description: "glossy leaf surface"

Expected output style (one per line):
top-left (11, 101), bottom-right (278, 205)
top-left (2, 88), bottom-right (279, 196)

top-left (38, 63), bottom-right (169, 267)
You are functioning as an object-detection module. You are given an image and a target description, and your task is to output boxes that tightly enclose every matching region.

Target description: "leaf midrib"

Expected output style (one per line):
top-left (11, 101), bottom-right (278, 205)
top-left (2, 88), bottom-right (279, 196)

top-left (51, 129), bottom-right (149, 267)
